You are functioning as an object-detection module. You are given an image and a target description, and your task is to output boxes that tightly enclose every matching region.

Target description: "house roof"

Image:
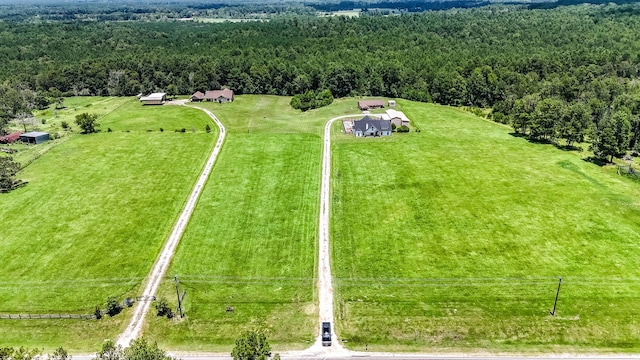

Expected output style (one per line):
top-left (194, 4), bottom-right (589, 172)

top-left (191, 91), bottom-right (205, 99)
top-left (353, 116), bottom-right (392, 132)
top-left (0, 132), bottom-right (22, 142)
top-left (140, 93), bottom-right (166, 101)
top-left (21, 131), bottom-right (49, 137)
top-left (358, 100), bottom-right (386, 109)
top-left (386, 109), bottom-right (410, 122)
top-left (205, 88), bottom-right (234, 100)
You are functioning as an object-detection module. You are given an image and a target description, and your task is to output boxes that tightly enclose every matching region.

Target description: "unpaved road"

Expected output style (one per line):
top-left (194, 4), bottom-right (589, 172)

top-left (116, 106), bottom-right (226, 347)
top-left (309, 115), bottom-right (363, 355)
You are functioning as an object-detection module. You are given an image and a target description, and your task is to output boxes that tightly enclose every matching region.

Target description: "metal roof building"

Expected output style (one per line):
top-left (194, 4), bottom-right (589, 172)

top-left (139, 93), bottom-right (166, 105)
top-left (20, 132), bottom-right (50, 144)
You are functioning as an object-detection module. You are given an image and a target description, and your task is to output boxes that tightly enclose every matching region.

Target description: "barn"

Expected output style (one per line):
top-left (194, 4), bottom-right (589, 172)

top-left (358, 100), bottom-right (386, 111)
top-left (20, 132), bottom-right (50, 144)
top-left (139, 93), bottom-right (167, 105)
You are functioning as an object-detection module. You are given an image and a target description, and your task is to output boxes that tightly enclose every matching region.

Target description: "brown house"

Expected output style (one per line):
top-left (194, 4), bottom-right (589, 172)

top-left (190, 91), bottom-right (205, 102)
top-left (358, 100), bottom-right (385, 111)
top-left (204, 88), bottom-right (234, 103)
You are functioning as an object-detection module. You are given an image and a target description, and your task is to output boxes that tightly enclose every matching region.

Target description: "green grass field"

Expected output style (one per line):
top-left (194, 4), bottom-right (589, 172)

top-left (5, 94), bottom-right (640, 352)
top-left (143, 96), bottom-right (362, 351)
top-left (332, 100), bottom-right (640, 352)
top-left (0, 100), bottom-right (216, 351)
top-left (3, 97), bottom-right (133, 166)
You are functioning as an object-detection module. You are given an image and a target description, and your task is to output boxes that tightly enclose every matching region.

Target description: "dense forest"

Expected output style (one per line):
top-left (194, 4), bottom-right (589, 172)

top-left (2, 4), bottom-right (640, 160)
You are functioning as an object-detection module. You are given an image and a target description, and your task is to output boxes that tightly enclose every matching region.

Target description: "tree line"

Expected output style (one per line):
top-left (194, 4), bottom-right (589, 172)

top-left (2, 4), bottom-right (640, 159)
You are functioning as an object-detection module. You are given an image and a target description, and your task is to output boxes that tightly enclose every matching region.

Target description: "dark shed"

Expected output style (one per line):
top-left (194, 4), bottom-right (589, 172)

top-left (20, 132), bottom-right (50, 144)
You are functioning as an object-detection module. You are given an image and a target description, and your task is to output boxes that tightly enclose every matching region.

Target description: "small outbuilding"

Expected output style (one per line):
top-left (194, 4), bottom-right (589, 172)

top-left (358, 100), bottom-right (386, 111)
top-left (388, 100), bottom-right (396, 107)
top-left (20, 132), bottom-right (50, 144)
top-left (385, 109), bottom-right (410, 127)
top-left (139, 93), bottom-right (167, 105)
top-left (190, 91), bottom-right (205, 102)
top-left (353, 116), bottom-right (392, 137)
top-left (0, 131), bottom-right (22, 144)
top-left (204, 88), bottom-right (234, 103)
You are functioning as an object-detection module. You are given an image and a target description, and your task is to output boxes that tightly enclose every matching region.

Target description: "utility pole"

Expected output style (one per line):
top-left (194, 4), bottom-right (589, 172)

top-left (174, 276), bottom-right (184, 318)
top-left (550, 277), bottom-right (562, 316)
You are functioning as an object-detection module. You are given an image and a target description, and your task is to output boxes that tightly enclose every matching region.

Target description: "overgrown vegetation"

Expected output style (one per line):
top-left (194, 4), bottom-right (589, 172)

top-left (154, 298), bottom-right (173, 318)
top-left (290, 89), bottom-right (334, 111)
top-left (0, 347), bottom-right (41, 360)
top-left (0, 156), bottom-right (22, 192)
top-left (96, 338), bottom-right (175, 360)
top-left (231, 331), bottom-right (275, 360)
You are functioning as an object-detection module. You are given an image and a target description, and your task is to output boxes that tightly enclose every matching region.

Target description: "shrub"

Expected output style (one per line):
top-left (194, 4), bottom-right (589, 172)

top-left (155, 297), bottom-right (173, 318)
top-left (105, 296), bottom-right (123, 317)
top-left (180, 128), bottom-right (186, 133)
top-left (206, 124), bottom-right (211, 133)
top-left (61, 121), bottom-right (69, 130)
top-left (94, 306), bottom-right (103, 319)
top-left (290, 89), bottom-right (334, 111)
top-left (397, 125), bottom-right (410, 133)
top-left (41, 119), bottom-right (46, 125)
top-left (107, 128), bottom-right (112, 132)
top-left (160, 128), bottom-right (164, 132)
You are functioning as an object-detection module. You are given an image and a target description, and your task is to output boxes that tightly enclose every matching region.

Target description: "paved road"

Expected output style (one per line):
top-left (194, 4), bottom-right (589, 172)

top-left (73, 353), bottom-right (640, 360)
top-left (115, 106), bottom-right (226, 347)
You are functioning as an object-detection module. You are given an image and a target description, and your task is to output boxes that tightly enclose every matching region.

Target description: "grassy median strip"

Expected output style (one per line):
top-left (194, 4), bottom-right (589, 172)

top-left (144, 95), bottom-right (363, 351)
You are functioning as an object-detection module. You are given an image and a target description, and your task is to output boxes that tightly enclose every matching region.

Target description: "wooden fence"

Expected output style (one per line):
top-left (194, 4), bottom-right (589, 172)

top-left (0, 313), bottom-right (95, 320)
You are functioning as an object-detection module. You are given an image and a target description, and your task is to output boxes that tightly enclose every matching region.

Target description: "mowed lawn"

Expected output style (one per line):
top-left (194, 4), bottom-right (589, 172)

top-left (0, 102), bottom-right (216, 351)
top-left (332, 100), bottom-right (640, 352)
top-left (144, 96), bottom-right (361, 351)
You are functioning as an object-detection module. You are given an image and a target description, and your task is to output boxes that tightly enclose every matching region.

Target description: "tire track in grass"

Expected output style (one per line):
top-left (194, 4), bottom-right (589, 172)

top-left (116, 105), bottom-right (226, 347)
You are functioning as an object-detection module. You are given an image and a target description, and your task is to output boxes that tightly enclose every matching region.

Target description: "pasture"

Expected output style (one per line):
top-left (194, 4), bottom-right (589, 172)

top-left (0, 100), bottom-right (216, 351)
top-left (144, 96), bottom-right (361, 351)
top-left (6, 97), bottom-right (132, 166)
top-left (331, 100), bottom-right (640, 352)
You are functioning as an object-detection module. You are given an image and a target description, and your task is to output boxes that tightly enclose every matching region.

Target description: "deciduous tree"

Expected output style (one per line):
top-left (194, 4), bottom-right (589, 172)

top-left (0, 156), bottom-right (21, 192)
top-left (75, 113), bottom-right (100, 134)
top-left (231, 331), bottom-right (272, 360)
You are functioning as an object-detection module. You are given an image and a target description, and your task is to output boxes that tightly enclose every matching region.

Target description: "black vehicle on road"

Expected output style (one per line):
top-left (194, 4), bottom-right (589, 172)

top-left (322, 322), bottom-right (331, 346)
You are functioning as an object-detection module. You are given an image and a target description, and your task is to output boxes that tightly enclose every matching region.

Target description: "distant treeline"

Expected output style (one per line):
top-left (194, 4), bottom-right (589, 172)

top-left (312, 0), bottom-right (493, 12)
top-left (2, 4), bottom-right (640, 160)
top-left (5, 0), bottom-right (640, 22)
